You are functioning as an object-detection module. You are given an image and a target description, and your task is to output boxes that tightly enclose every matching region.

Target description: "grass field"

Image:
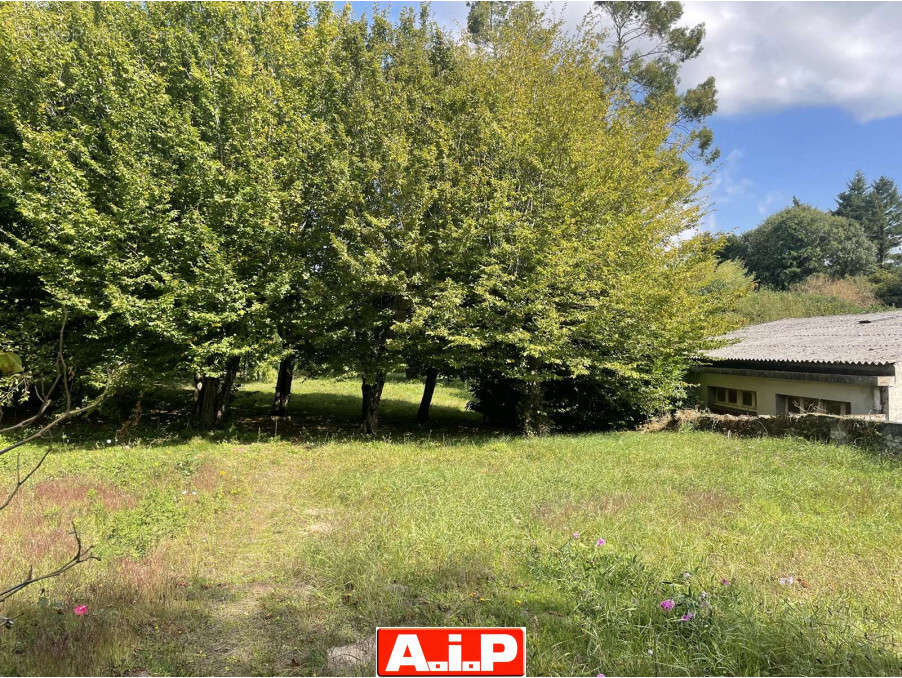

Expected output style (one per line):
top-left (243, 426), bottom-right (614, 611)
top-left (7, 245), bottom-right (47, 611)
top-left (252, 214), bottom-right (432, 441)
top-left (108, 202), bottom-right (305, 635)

top-left (1, 378), bottom-right (901, 675)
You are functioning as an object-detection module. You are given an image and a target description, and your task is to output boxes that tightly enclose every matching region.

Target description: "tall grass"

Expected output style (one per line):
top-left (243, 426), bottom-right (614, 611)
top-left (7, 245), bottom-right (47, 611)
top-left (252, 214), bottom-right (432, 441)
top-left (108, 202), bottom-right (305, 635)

top-left (734, 274), bottom-right (887, 325)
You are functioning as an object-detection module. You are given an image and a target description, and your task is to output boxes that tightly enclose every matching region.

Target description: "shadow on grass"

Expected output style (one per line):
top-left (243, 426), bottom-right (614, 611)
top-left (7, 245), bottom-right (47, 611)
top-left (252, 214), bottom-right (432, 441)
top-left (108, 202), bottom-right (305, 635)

top-left (26, 380), bottom-right (512, 451)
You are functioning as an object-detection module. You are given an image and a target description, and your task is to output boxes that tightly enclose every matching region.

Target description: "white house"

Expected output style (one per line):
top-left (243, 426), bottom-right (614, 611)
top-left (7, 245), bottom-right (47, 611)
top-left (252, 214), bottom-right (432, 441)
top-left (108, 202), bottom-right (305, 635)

top-left (692, 310), bottom-right (902, 421)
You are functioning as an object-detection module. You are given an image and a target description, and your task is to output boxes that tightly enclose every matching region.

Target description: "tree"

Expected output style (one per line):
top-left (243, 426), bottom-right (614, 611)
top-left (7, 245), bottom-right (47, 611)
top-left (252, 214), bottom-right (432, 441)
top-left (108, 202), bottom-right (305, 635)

top-left (0, 4), bottom-right (330, 427)
top-left (290, 6), bottom-right (465, 433)
top-left (420, 4), bottom-right (738, 432)
top-left (741, 203), bottom-right (876, 288)
top-left (0, 3), bottom-right (221, 404)
top-left (593, 1), bottom-right (718, 162)
top-left (870, 176), bottom-right (902, 265)
top-left (835, 171), bottom-right (902, 266)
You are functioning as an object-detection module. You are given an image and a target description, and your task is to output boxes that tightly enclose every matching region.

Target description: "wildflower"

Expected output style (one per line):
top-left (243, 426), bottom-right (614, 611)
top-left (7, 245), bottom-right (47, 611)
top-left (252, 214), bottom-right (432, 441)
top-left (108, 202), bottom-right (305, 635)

top-left (73, 605), bottom-right (87, 616)
top-left (597, 674), bottom-right (605, 677)
top-left (647, 649), bottom-right (654, 656)
top-left (778, 576), bottom-right (794, 587)
top-left (572, 532), bottom-right (580, 539)
top-left (595, 538), bottom-right (606, 547)
top-left (660, 599), bottom-right (675, 611)
top-left (699, 591), bottom-right (709, 600)
top-left (682, 571), bottom-right (692, 580)
top-left (680, 612), bottom-right (695, 622)
top-left (720, 578), bottom-right (730, 586)
top-left (106, 439), bottom-right (112, 444)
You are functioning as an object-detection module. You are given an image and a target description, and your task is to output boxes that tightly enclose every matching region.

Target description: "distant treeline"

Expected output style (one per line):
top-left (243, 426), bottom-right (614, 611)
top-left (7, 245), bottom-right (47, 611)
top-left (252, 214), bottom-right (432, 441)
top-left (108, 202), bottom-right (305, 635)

top-left (717, 172), bottom-right (902, 320)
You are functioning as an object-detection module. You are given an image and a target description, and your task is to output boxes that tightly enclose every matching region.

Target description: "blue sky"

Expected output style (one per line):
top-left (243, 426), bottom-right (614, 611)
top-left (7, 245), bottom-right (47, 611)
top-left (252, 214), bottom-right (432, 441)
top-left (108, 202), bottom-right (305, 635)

top-left (344, 2), bottom-right (902, 235)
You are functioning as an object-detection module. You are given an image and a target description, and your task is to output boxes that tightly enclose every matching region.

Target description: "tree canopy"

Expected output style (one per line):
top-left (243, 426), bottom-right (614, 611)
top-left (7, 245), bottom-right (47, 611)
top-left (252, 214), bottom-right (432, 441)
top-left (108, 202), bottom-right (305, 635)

top-left (736, 203), bottom-right (875, 289)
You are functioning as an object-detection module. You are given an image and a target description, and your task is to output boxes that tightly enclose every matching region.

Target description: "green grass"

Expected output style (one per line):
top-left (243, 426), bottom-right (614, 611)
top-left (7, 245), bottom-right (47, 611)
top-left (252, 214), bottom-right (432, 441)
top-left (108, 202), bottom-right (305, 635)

top-left (1, 378), bottom-right (901, 675)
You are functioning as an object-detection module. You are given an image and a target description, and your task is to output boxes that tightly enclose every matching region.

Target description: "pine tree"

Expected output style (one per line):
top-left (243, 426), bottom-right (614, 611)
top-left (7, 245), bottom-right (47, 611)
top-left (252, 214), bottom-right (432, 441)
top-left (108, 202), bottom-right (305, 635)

top-left (871, 176), bottom-right (902, 265)
top-left (834, 171), bottom-right (902, 266)
top-left (835, 171), bottom-right (871, 225)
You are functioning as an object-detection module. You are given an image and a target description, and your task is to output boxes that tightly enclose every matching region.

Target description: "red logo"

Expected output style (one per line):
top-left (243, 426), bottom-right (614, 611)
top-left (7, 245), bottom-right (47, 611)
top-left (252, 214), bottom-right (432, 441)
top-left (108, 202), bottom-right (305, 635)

top-left (377, 627), bottom-right (526, 676)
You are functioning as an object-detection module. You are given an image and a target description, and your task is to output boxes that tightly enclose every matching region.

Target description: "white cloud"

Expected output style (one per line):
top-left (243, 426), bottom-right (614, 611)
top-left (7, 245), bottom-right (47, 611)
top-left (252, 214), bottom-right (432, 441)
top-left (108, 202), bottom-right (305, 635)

top-left (432, 1), bottom-right (902, 120)
top-left (680, 2), bottom-right (902, 120)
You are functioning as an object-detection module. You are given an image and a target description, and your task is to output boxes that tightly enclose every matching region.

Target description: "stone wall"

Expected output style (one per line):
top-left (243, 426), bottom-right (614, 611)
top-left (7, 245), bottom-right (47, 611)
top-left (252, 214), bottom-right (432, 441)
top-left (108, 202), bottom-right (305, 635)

top-left (651, 410), bottom-right (902, 454)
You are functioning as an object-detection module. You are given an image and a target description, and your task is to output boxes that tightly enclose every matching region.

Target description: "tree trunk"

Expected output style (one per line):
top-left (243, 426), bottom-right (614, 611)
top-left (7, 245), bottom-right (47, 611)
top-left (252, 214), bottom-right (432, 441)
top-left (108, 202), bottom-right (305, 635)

top-left (272, 354), bottom-right (296, 416)
top-left (517, 380), bottom-right (549, 436)
top-left (361, 374), bottom-right (385, 435)
top-left (417, 367), bottom-right (438, 424)
top-left (214, 356), bottom-right (241, 425)
top-left (192, 373), bottom-right (203, 419)
top-left (196, 376), bottom-right (219, 429)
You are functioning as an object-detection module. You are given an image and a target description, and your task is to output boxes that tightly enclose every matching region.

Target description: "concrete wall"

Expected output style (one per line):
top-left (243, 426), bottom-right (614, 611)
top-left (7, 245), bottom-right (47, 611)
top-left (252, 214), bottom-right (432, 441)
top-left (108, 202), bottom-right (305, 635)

top-left (888, 363), bottom-right (902, 422)
top-left (694, 370), bottom-right (883, 417)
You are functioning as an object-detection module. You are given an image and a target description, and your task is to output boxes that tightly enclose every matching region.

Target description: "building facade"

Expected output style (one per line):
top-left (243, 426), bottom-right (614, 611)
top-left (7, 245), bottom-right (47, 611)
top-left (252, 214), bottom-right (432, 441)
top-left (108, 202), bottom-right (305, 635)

top-left (692, 311), bottom-right (902, 421)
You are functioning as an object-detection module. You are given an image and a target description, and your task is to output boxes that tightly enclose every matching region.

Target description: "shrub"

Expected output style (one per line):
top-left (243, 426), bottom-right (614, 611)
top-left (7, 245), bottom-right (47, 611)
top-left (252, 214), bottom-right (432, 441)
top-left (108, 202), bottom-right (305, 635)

top-left (871, 267), bottom-right (902, 307)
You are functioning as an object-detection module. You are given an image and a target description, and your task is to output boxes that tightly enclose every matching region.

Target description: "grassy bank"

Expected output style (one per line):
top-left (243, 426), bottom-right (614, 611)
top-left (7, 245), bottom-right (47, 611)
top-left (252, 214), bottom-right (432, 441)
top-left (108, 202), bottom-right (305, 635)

top-left (1, 379), bottom-right (900, 675)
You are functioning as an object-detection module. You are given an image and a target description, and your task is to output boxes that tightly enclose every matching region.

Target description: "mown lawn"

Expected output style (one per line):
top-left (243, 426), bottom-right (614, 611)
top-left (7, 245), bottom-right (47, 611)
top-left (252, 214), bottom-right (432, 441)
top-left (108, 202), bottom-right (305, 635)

top-left (1, 378), bottom-right (900, 676)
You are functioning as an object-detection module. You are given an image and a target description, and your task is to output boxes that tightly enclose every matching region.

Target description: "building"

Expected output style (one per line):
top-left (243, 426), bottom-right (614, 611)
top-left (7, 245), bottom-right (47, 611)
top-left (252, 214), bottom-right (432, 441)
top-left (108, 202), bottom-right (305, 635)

top-left (692, 310), bottom-right (902, 421)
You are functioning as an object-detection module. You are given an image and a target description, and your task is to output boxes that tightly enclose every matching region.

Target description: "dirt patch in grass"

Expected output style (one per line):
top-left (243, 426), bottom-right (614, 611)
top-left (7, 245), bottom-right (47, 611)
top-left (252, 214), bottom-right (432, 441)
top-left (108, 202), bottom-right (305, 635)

top-left (680, 489), bottom-right (741, 518)
top-left (532, 495), bottom-right (631, 527)
top-left (0, 478), bottom-right (135, 561)
top-left (32, 478), bottom-right (135, 512)
top-left (193, 462), bottom-right (227, 493)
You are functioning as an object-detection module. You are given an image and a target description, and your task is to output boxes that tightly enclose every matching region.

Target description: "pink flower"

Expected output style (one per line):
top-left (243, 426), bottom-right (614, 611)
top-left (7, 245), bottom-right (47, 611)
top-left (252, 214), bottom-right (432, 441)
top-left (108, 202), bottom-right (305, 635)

top-left (572, 532), bottom-right (580, 539)
top-left (73, 605), bottom-right (87, 616)
top-left (680, 612), bottom-right (695, 622)
top-left (720, 578), bottom-right (730, 586)
top-left (597, 674), bottom-right (606, 677)
top-left (595, 538), bottom-right (606, 547)
top-left (660, 599), bottom-right (674, 611)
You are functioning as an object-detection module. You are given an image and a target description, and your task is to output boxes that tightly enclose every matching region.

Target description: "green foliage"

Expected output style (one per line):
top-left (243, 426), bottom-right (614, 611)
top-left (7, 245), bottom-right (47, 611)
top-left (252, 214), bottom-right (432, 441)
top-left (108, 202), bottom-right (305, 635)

top-left (835, 171), bottom-right (902, 266)
top-left (1, 2), bottom-right (728, 431)
top-left (870, 266), bottom-right (902, 307)
top-left (732, 282), bottom-right (885, 326)
top-left (0, 352), bottom-right (22, 376)
top-left (592, 1), bottom-right (718, 161)
top-left (419, 7), bottom-right (735, 430)
top-left (737, 203), bottom-right (875, 289)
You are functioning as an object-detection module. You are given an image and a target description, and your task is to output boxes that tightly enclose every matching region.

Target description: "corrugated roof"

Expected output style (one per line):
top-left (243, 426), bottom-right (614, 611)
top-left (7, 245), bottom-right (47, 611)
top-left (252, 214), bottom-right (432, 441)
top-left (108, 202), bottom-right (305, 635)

top-left (705, 310), bottom-right (902, 365)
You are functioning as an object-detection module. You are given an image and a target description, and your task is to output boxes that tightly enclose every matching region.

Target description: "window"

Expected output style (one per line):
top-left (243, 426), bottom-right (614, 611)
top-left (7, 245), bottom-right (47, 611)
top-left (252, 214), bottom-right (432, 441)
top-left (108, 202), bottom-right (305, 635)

top-left (708, 386), bottom-right (756, 413)
top-left (782, 395), bottom-right (851, 416)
